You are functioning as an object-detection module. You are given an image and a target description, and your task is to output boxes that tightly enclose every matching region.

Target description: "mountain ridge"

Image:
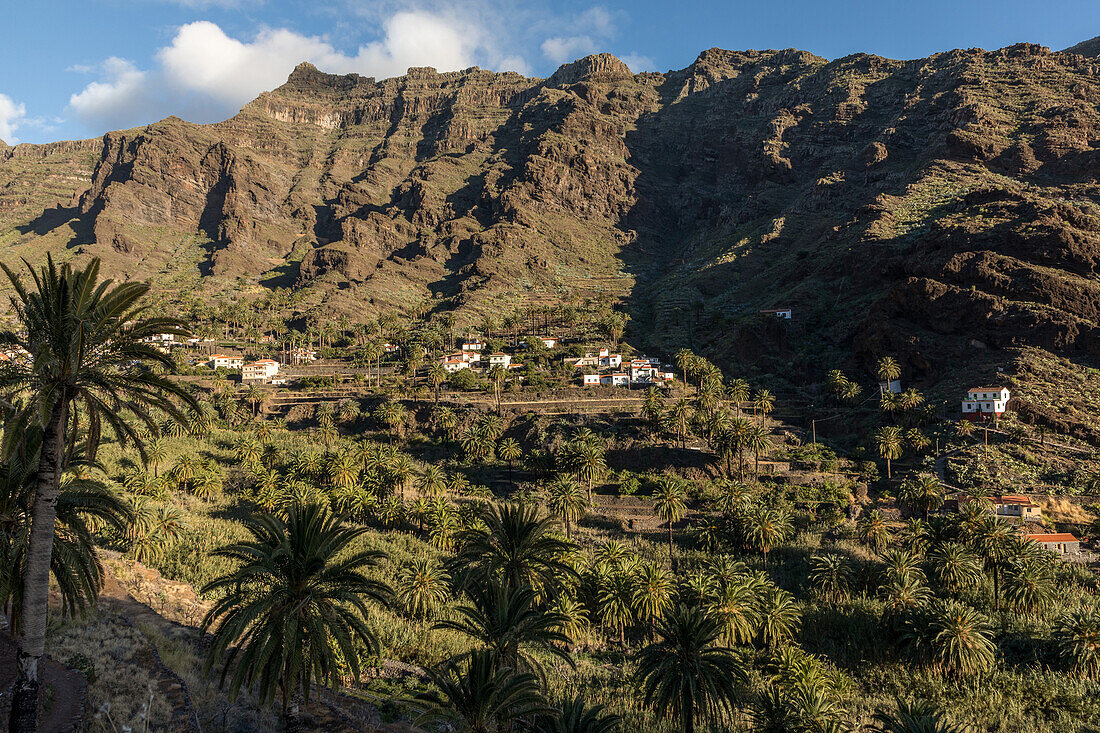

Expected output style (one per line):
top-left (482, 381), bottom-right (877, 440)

top-left (4, 42), bottom-right (1100, 437)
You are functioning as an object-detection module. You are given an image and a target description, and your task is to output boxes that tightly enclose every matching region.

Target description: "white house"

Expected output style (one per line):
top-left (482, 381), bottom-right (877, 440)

top-left (582, 374), bottom-right (601, 387)
top-left (599, 349), bottom-right (622, 369)
top-left (962, 386), bottom-right (1010, 421)
top-left (289, 347), bottom-right (317, 364)
top-left (537, 336), bottom-right (560, 348)
top-left (210, 354), bottom-right (244, 369)
top-left (487, 353), bottom-right (512, 368)
top-left (441, 356), bottom-right (471, 373)
top-left (601, 373), bottom-right (630, 386)
top-left (383, 343), bottom-right (400, 353)
top-left (242, 359), bottom-right (280, 383)
top-left (760, 308), bottom-right (792, 319)
top-left (146, 333), bottom-right (176, 343)
top-left (880, 379), bottom-right (902, 395)
top-left (461, 339), bottom-right (485, 352)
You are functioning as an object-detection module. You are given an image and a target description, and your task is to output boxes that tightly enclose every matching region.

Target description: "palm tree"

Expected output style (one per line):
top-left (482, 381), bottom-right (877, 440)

top-left (418, 464), bottom-right (447, 499)
top-left (547, 475), bottom-right (588, 538)
top-left (743, 505), bottom-right (791, 568)
top-left (753, 389), bottom-right (774, 427)
top-left (636, 604), bottom-right (747, 733)
top-left (880, 575), bottom-right (932, 625)
top-left (414, 650), bottom-right (551, 733)
top-left (929, 543), bottom-right (982, 595)
top-left (200, 503), bottom-right (390, 731)
top-left (955, 419), bottom-right (975, 443)
top-left (858, 509), bottom-right (892, 553)
top-left (653, 476), bottom-right (688, 561)
top-left (675, 349), bottom-right (695, 388)
top-left (756, 585), bottom-right (801, 647)
top-left (396, 558), bottom-right (451, 620)
top-left (708, 576), bottom-right (761, 645)
top-left (145, 437), bottom-right (169, 479)
top-left (453, 502), bottom-right (576, 597)
top-left (872, 700), bottom-right (975, 733)
top-left (547, 695), bottom-right (623, 733)
top-left (498, 437), bottom-right (522, 484)
top-left (745, 425), bottom-right (772, 478)
top-left (427, 362), bottom-right (448, 404)
top-left (880, 548), bottom-right (926, 586)
top-left (1002, 558), bottom-right (1055, 617)
top-left (435, 580), bottom-right (573, 677)
top-left (905, 600), bottom-right (996, 678)
top-left (597, 569), bottom-right (634, 644)
top-left (876, 356), bottom-right (902, 387)
top-left (632, 562), bottom-right (675, 639)
top-left (1055, 605), bottom-right (1100, 679)
top-left (808, 553), bottom-right (851, 603)
top-left (972, 517), bottom-right (1016, 614)
top-left (0, 256), bottom-right (195, 731)
top-left (0, 444), bottom-right (131, 632)
top-left (664, 400), bottom-right (694, 449)
top-left (899, 473), bottom-right (943, 520)
top-left (564, 439), bottom-right (606, 502)
top-left (875, 426), bottom-right (904, 479)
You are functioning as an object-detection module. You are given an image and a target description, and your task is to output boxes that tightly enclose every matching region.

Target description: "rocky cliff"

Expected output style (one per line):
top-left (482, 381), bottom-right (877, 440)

top-left (4, 44), bottom-right (1100, 424)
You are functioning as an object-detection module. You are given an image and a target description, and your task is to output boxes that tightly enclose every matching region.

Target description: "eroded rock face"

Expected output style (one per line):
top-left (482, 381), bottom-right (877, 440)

top-left (5, 45), bottom-right (1100, 420)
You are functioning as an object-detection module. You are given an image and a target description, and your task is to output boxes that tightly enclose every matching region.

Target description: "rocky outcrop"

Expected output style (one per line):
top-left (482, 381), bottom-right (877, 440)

top-left (6, 43), bottom-right (1100, 433)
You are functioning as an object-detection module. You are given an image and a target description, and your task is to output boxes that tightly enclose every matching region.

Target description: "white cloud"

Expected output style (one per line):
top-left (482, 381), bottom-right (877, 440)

top-left (541, 36), bottom-right (598, 65)
top-left (69, 14), bottom-right (484, 133)
top-left (0, 94), bottom-right (27, 144)
top-left (540, 5), bottom-right (621, 65)
top-left (69, 58), bottom-right (150, 132)
top-left (621, 53), bottom-right (656, 72)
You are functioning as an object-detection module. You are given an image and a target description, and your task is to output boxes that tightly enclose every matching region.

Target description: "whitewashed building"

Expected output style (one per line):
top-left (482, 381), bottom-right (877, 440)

top-left (242, 359), bottom-right (280, 383)
top-left (962, 386), bottom-right (1010, 421)
top-left (210, 354), bottom-right (244, 369)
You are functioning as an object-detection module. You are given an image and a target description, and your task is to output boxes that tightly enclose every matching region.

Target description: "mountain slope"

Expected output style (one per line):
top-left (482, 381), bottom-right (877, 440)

top-left (4, 43), bottom-right (1100, 434)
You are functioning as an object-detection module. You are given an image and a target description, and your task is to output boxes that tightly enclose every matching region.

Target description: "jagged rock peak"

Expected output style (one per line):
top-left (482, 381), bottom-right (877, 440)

top-left (548, 53), bottom-right (634, 86)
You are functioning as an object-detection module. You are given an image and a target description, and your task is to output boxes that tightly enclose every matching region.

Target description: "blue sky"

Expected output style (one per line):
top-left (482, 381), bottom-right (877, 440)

top-left (2, 0), bottom-right (1098, 144)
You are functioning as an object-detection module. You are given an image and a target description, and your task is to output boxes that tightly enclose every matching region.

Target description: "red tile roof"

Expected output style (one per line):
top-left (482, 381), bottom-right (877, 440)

top-left (1025, 533), bottom-right (1078, 543)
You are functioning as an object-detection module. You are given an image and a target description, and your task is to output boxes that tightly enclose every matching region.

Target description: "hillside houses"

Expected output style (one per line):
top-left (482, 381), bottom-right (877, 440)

top-left (759, 308), bottom-right (792, 319)
top-left (242, 359), bottom-right (280, 384)
top-left (962, 386), bottom-right (1010, 421)
top-left (565, 348), bottom-right (622, 369)
top-left (209, 354), bottom-right (244, 369)
top-left (576, 351), bottom-right (674, 388)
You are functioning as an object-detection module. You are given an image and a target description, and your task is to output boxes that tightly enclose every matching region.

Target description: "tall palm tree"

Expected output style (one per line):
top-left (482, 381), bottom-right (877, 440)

top-left (201, 503), bottom-right (390, 731)
top-left (753, 389), bottom-right (774, 428)
top-left (664, 400), bottom-right (694, 449)
top-left (597, 568), bottom-right (634, 644)
top-left (745, 425), bottom-right (772, 478)
top-left (413, 650), bottom-right (551, 733)
top-left (875, 426), bottom-right (904, 479)
top-left (498, 437), bottom-right (522, 484)
top-left (0, 255), bottom-right (195, 732)
top-left (453, 502), bottom-right (576, 597)
top-left (418, 464), bottom-right (447, 499)
top-left (636, 604), bottom-right (747, 733)
top-left (1002, 557), bottom-right (1055, 617)
top-left (396, 558), bottom-right (451, 620)
top-left (653, 476), bottom-right (688, 561)
top-left (564, 439), bottom-right (606, 502)
top-left (872, 700), bottom-right (975, 733)
top-left (427, 362), bottom-right (447, 404)
top-left (876, 356), bottom-right (902, 386)
top-left (547, 475), bottom-right (588, 538)
top-left (972, 517), bottom-right (1016, 614)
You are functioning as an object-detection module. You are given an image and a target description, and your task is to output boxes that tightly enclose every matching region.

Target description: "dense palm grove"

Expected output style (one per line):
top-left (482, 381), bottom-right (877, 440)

top-left (0, 257), bottom-right (1098, 732)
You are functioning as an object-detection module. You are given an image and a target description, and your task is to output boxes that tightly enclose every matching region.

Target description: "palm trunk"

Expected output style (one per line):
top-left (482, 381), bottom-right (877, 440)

top-left (11, 396), bottom-right (68, 733)
top-left (682, 689), bottom-right (694, 733)
top-left (668, 522), bottom-right (674, 561)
